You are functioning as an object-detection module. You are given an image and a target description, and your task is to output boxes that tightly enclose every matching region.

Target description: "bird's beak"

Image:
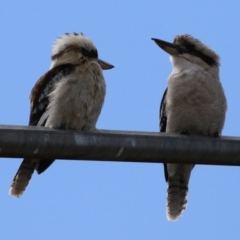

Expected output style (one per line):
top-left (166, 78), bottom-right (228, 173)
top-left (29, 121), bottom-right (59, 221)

top-left (97, 58), bottom-right (114, 70)
top-left (151, 38), bottom-right (187, 55)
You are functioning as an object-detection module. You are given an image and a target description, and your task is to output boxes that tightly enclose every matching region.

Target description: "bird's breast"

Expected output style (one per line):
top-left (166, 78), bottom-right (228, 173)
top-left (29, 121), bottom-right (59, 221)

top-left (46, 63), bottom-right (106, 130)
top-left (166, 70), bottom-right (227, 135)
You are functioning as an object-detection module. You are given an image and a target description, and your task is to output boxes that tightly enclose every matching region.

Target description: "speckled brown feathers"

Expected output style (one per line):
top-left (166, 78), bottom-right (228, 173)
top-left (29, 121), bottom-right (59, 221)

top-left (153, 34), bottom-right (227, 221)
top-left (9, 33), bottom-right (113, 198)
top-left (30, 64), bottom-right (77, 125)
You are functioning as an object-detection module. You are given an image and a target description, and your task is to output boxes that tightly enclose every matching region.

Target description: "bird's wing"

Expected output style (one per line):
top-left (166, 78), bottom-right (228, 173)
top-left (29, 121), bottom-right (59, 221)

top-left (30, 63), bottom-right (77, 174)
top-left (29, 64), bottom-right (76, 126)
top-left (159, 88), bottom-right (168, 132)
top-left (9, 64), bottom-right (77, 197)
top-left (159, 88), bottom-right (168, 181)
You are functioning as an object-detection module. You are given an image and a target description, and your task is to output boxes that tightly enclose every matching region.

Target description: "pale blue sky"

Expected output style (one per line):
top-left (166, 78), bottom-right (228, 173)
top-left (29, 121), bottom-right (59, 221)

top-left (1, 1), bottom-right (240, 239)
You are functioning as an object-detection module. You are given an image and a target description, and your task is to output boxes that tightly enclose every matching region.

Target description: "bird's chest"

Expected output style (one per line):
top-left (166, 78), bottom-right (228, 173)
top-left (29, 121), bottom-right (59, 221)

top-left (167, 71), bottom-right (215, 107)
top-left (49, 67), bottom-right (105, 114)
top-left (165, 71), bottom-right (225, 134)
top-left (46, 65), bottom-right (106, 130)
top-left (56, 68), bottom-right (105, 109)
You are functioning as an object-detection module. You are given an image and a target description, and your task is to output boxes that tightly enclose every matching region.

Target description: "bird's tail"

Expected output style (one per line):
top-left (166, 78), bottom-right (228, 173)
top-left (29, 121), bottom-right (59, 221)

top-left (166, 164), bottom-right (193, 221)
top-left (9, 158), bottom-right (38, 198)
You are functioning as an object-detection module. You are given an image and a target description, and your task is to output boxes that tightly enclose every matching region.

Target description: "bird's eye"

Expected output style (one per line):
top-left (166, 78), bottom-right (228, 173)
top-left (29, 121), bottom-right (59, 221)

top-left (81, 48), bottom-right (87, 55)
top-left (186, 44), bottom-right (195, 51)
top-left (81, 47), bottom-right (98, 58)
top-left (94, 49), bottom-right (98, 58)
top-left (91, 50), bottom-right (98, 58)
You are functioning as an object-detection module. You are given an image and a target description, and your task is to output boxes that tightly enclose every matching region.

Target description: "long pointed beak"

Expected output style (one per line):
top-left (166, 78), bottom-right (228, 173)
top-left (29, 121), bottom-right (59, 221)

top-left (97, 58), bottom-right (114, 70)
top-left (151, 38), bottom-right (187, 55)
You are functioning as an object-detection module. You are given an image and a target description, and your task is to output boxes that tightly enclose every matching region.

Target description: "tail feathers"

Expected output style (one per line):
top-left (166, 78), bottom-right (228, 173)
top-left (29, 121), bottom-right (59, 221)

top-left (9, 159), bottom-right (38, 198)
top-left (166, 183), bottom-right (188, 221)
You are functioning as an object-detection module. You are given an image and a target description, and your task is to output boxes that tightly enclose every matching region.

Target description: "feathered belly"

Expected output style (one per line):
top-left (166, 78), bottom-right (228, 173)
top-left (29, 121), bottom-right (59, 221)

top-left (45, 73), bottom-right (106, 131)
top-left (166, 103), bottom-right (225, 136)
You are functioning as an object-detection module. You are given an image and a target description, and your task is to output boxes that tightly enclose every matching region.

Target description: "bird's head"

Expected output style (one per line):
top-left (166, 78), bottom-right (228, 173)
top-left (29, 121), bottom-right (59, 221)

top-left (152, 34), bottom-right (219, 70)
top-left (50, 33), bottom-right (114, 70)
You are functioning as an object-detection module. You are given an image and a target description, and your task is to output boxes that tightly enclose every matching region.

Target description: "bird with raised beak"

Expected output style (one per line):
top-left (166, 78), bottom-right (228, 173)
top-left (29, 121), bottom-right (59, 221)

top-left (152, 34), bottom-right (227, 221)
top-left (9, 33), bottom-right (114, 197)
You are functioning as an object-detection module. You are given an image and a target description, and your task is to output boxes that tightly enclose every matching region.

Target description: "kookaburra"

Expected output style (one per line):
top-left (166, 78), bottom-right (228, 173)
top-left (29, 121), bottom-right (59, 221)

top-left (9, 33), bottom-right (114, 197)
top-left (152, 34), bottom-right (227, 221)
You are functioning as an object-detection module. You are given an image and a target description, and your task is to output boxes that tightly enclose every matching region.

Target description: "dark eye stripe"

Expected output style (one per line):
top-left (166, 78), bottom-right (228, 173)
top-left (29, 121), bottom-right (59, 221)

top-left (199, 54), bottom-right (215, 66)
top-left (81, 48), bottom-right (98, 58)
top-left (51, 46), bottom-right (99, 60)
top-left (183, 44), bottom-right (216, 66)
top-left (193, 51), bottom-right (216, 66)
top-left (185, 44), bottom-right (196, 51)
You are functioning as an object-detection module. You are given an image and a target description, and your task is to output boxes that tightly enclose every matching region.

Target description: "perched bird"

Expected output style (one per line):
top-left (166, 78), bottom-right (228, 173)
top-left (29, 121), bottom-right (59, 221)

top-left (9, 33), bottom-right (114, 197)
top-left (152, 35), bottom-right (227, 221)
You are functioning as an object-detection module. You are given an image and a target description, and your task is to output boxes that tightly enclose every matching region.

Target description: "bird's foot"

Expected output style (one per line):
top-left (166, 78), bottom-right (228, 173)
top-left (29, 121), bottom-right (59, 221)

top-left (213, 132), bottom-right (220, 138)
top-left (179, 130), bottom-right (189, 136)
